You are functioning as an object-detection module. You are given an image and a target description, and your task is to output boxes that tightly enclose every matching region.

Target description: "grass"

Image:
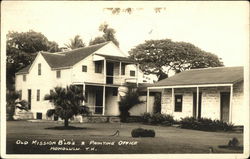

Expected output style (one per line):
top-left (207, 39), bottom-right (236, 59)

top-left (6, 120), bottom-right (243, 154)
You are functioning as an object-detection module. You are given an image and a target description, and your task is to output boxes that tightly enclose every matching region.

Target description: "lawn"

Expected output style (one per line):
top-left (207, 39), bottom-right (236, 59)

top-left (6, 120), bottom-right (243, 154)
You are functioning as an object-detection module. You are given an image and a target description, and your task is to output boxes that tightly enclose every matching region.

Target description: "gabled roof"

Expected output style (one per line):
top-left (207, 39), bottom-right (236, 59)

top-left (16, 42), bottom-right (110, 74)
top-left (153, 66), bottom-right (243, 87)
top-left (41, 42), bottom-right (109, 69)
top-left (16, 65), bottom-right (31, 74)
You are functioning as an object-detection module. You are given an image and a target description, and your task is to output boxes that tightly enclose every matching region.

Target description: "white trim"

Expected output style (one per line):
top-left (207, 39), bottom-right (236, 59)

top-left (102, 86), bottom-right (106, 115)
top-left (148, 83), bottom-right (233, 89)
top-left (229, 84), bottom-right (233, 123)
top-left (196, 87), bottom-right (199, 119)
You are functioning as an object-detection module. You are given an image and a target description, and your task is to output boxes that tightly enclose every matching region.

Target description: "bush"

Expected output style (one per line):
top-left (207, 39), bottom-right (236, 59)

top-left (141, 113), bottom-right (151, 123)
top-left (131, 128), bottom-right (155, 138)
top-left (151, 113), bottom-right (174, 125)
top-left (180, 117), bottom-right (234, 131)
top-left (141, 113), bottom-right (174, 126)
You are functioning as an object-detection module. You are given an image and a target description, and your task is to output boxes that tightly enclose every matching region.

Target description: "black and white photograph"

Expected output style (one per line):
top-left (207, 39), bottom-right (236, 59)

top-left (1, 1), bottom-right (249, 158)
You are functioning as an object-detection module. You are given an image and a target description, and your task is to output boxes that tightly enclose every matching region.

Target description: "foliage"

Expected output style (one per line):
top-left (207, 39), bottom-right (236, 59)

top-left (89, 36), bottom-right (106, 46)
top-left (89, 23), bottom-right (119, 47)
top-left (141, 113), bottom-right (174, 126)
top-left (44, 85), bottom-right (89, 127)
top-left (180, 117), bottom-right (234, 132)
top-left (228, 137), bottom-right (239, 147)
top-left (129, 39), bottom-right (224, 80)
top-left (141, 113), bottom-right (152, 123)
top-left (6, 30), bottom-right (61, 90)
top-left (131, 128), bottom-right (155, 138)
top-left (65, 35), bottom-right (85, 49)
top-left (118, 88), bottom-right (144, 122)
top-left (6, 90), bottom-right (28, 120)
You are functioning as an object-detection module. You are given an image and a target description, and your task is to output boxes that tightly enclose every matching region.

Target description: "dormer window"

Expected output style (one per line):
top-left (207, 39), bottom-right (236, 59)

top-left (38, 63), bottom-right (41, 75)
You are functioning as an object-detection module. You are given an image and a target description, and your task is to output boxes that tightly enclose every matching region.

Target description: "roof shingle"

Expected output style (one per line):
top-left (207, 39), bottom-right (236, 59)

top-left (153, 66), bottom-right (243, 87)
top-left (41, 42), bottom-right (109, 68)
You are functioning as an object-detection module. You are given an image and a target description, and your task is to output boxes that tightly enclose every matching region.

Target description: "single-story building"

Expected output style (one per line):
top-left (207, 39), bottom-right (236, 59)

top-left (146, 66), bottom-right (244, 125)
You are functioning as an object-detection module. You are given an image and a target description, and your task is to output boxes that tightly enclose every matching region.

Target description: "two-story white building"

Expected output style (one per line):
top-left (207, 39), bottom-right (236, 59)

top-left (15, 42), bottom-right (154, 119)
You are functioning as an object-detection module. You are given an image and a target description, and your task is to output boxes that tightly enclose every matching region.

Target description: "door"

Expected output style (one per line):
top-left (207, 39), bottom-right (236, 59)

top-left (95, 89), bottom-right (103, 114)
top-left (106, 62), bottom-right (114, 84)
top-left (193, 92), bottom-right (202, 118)
top-left (220, 92), bottom-right (230, 122)
top-left (28, 89), bottom-right (31, 110)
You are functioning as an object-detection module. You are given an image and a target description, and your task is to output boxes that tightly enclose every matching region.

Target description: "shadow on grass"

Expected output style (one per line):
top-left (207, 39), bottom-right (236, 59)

top-left (218, 145), bottom-right (243, 151)
top-left (45, 126), bottom-right (87, 130)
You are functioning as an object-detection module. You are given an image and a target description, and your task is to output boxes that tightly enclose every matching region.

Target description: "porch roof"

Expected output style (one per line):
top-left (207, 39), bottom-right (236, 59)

top-left (94, 54), bottom-right (136, 64)
top-left (151, 66), bottom-right (243, 88)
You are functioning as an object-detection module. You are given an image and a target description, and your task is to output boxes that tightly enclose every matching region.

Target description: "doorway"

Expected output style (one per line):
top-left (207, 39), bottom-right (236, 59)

top-left (28, 89), bottom-right (31, 110)
top-left (95, 88), bottom-right (103, 114)
top-left (106, 62), bottom-right (114, 84)
top-left (220, 92), bottom-right (230, 122)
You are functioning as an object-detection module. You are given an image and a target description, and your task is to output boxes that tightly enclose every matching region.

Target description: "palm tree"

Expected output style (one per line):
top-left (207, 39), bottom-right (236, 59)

top-left (44, 85), bottom-right (89, 127)
top-left (118, 87), bottom-right (144, 122)
top-left (6, 90), bottom-right (28, 120)
top-left (65, 35), bottom-right (85, 49)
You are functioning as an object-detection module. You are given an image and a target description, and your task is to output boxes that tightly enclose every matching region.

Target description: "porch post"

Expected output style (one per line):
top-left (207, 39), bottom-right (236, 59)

top-left (104, 59), bottom-right (106, 84)
top-left (146, 88), bottom-right (149, 113)
top-left (196, 87), bottom-right (199, 119)
top-left (119, 62), bottom-right (122, 85)
top-left (102, 86), bottom-right (106, 115)
top-left (229, 84), bottom-right (233, 123)
top-left (172, 88), bottom-right (174, 114)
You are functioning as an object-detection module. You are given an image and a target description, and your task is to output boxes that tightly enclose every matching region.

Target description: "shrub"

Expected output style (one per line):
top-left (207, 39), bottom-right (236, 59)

top-left (228, 137), bottom-right (239, 147)
top-left (180, 117), bottom-right (234, 131)
top-left (118, 87), bottom-right (144, 122)
top-left (131, 128), bottom-right (155, 138)
top-left (141, 113), bottom-right (174, 126)
top-left (151, 113), bottom-right (174, 125)
top-left (141, 113), bottom-right (151, 123)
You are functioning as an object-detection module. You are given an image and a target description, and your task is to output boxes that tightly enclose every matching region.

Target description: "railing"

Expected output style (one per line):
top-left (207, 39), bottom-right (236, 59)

top-left (106, 75), bottom-right (138, 85)
top-left (87, 105), bottom-right (104, 115)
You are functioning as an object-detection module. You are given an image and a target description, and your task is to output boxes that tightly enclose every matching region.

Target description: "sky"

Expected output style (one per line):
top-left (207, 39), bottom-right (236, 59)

top-left (2, 1), bottom-right (249, 67)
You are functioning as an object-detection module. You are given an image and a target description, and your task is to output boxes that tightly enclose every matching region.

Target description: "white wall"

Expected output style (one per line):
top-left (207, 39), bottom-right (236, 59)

top-left (161, 83), bottom-right (244, 125)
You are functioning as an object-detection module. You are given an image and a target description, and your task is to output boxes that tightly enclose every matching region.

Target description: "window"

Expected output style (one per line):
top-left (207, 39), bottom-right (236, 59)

top-left (56, 70), bottom-right (61, 78)
top-left (37, 89), bottom-right (40, 101)
top-left (23, 75), bottom-right (26, 81)
top-left (130, 70), bottom-right (135, 77)
top-left (38, 63), bottom-right (41, 75)
top-left (121, 63), bottom-right (125, 75)
top-left (82, 65), bottom-right (87, 72)
top-left (175, 95), bottom-right (183, 112)
top-left (112, 88), bottom-right (118, 96)
top-left (95, 61), bottom-right (102, 73)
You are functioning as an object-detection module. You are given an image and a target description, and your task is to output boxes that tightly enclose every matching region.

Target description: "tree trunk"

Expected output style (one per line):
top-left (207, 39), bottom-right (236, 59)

top-left (64, 118), bottom-right (69, 127)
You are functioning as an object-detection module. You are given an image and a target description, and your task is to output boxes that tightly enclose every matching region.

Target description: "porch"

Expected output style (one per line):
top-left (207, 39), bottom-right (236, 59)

top-left (147, 83), bottom-right (237, 123)
top-left (73, 83), bottom-right (120, 116)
